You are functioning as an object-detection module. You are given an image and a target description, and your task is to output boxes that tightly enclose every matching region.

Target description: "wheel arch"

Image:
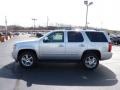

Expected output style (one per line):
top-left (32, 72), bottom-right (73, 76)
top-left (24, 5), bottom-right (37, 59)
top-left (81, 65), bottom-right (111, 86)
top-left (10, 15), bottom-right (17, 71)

top-left (17, 49), bottom-right (38, 61)
top-left (81, 50), bottom-right (101, 60)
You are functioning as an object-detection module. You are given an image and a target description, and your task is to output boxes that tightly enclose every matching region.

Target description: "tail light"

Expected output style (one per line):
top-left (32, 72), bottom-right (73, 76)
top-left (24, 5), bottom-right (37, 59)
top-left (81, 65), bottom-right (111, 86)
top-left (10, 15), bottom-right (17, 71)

top-left (108, 42), bottom-right (112, 52)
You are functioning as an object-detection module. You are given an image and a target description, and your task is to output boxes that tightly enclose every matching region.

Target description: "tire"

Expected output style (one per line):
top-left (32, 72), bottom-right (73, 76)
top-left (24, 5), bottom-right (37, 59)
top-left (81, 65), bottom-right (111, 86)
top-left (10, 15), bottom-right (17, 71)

top-left (82, 53), bottom-right (99, 70)
top-left (18, 51), bottom-right (37, 68)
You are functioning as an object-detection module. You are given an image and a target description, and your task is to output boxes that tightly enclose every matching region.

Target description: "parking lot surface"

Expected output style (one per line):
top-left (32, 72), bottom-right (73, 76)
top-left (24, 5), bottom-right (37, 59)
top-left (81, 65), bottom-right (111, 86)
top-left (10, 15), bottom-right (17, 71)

top-left (0, 35), bottom-right (120, 90)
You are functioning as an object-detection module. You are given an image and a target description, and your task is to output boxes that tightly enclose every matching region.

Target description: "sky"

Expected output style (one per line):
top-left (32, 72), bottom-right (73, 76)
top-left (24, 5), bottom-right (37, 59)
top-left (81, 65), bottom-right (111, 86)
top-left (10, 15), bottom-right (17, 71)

top-left (0, 0), bottom-right (120, 30)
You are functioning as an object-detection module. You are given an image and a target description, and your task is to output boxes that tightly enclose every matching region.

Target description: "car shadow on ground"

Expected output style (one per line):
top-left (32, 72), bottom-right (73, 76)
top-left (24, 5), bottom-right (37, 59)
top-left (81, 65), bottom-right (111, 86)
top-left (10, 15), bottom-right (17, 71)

top-left (0, 62), bottom-right (118, 87)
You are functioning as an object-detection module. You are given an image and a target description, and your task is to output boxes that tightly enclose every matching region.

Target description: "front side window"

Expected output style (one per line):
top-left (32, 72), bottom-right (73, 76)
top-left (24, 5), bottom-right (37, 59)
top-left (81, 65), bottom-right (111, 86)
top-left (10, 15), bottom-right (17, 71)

top-left (45, 32), bottom-right (64, 42)
top-left (68, 31), bottom-right (84, 42)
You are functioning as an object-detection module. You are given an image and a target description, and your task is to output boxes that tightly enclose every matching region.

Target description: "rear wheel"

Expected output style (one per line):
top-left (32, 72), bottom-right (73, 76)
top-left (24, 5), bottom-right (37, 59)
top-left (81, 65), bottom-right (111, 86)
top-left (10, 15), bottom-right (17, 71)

top-left (18, 51), bottom-right (37, 68)
top-left (82, 53), bottom-right (99, 70)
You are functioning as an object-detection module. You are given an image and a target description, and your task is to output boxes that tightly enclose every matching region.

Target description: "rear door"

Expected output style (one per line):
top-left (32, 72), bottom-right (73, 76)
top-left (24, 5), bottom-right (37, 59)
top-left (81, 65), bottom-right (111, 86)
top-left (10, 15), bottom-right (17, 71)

top-left (65, 31), bottom-right (85, 59)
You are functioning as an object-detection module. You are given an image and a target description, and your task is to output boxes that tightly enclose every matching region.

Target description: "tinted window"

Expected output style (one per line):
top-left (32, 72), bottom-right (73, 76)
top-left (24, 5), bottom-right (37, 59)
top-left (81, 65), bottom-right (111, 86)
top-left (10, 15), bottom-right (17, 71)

top-left (86, 32), bottom-right (108, 42)
top-left (68, 31), bottom-right (84, 42)
top-left (46, 32), bottom-right (64, 42)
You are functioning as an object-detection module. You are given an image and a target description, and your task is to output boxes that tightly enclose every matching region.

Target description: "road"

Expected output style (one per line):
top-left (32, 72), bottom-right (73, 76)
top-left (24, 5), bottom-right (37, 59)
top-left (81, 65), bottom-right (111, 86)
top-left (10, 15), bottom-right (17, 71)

top-left (0, 34), bottom-right (120, 90)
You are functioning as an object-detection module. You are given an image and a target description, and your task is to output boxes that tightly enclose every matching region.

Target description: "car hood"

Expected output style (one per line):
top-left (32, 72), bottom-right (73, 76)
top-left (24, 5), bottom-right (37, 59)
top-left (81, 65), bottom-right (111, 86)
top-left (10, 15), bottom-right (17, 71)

top-left (14, 38), bottom-right (39, 46)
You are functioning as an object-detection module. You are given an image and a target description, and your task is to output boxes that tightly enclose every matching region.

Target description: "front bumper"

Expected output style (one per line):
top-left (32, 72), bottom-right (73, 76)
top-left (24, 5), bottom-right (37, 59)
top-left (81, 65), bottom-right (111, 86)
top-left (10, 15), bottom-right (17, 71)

top-left (12, 49), bottom-right (18, 62)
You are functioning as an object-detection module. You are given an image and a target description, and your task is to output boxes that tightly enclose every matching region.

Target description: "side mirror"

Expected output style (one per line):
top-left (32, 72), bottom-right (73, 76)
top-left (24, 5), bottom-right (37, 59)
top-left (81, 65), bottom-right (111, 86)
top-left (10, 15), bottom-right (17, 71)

top-left (43, 37), bottom-right (49, 42)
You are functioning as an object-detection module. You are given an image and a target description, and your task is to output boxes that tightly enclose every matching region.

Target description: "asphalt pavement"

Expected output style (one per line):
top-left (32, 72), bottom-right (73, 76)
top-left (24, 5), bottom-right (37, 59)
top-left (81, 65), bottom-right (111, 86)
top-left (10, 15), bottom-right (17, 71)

top-left (0, 34), bottom-right (120, 90)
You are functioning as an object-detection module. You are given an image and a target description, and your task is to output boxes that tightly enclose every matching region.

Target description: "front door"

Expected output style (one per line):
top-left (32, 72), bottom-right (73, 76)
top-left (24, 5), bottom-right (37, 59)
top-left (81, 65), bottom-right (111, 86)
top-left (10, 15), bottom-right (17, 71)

top-left (39, 31), bottom-right (65, 59)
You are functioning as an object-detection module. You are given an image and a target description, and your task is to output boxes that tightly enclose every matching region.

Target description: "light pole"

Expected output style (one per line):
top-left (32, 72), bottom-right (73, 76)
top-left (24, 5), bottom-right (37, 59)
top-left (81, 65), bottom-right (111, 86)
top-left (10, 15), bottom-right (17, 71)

top-left (32, 18), bottom-right (37, 33)
top-left (46, 16), bottom-right (50, 30)
top-left (47, 16), bottom-right (49, 27)
top-left (84, 0), bottom-right (93, 29)
top-left (5, 16), bottom-right (8, 37)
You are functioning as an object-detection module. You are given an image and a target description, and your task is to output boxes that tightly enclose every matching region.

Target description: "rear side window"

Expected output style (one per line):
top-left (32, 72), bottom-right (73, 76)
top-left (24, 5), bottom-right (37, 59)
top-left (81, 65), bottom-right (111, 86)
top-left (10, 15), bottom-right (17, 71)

top-left (86, 32), bottom-right (108, 42)
top-left (68, 31), bottom-right (84, 42)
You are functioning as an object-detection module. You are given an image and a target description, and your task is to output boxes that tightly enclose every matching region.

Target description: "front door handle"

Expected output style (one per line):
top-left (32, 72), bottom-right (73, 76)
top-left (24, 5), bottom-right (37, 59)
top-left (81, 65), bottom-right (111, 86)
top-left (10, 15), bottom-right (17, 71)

top-left (59, 44), bottom-right (64, 47)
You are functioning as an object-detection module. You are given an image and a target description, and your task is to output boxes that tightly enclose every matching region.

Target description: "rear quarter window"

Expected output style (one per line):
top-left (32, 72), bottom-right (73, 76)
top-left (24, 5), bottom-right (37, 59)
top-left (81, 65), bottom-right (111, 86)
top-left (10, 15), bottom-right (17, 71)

top-left (86, 32), bottom-right (108, 42)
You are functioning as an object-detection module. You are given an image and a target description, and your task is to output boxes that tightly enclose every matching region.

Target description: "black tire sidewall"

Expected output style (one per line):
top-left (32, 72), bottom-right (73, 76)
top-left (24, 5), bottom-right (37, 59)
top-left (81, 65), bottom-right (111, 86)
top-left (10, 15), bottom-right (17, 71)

top-left (82, 53), bottom-right (99, 70)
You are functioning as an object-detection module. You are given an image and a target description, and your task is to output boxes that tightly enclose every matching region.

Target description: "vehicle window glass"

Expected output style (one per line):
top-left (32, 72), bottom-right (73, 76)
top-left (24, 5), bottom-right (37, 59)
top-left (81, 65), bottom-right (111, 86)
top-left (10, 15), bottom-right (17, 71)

top-left (46, 32), bottom-right (64, 42)
top-left (86, 32), bottom-right (108, 42)
top-left (68, 31), bottom-right (84, 42)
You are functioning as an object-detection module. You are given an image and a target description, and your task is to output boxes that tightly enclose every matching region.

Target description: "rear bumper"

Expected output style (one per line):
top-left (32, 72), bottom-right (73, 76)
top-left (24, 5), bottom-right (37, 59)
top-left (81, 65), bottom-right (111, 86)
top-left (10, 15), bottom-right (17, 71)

top-left (101, 52), bottom-right (112, 60)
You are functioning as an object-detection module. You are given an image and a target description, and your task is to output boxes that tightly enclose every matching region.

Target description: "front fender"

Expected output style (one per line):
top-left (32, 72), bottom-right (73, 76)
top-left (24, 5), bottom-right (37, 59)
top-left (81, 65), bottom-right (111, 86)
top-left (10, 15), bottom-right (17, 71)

top-left (17, 44), bottom-right (39, 59)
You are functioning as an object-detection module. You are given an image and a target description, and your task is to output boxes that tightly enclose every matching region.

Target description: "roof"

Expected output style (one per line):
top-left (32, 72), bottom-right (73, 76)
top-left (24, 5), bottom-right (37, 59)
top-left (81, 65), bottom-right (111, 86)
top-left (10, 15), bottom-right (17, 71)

top-left (50, 29), bottom-right (105, 33)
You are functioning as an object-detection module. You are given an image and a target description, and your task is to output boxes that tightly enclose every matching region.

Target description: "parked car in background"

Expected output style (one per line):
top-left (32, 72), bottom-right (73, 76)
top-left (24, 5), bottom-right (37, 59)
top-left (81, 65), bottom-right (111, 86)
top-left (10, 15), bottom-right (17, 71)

top-left (36, 32), bottom-right (43, 38)
top-left (0, 32), bottom-right (13, 36)
top-left (110, 36), bottom-right (118, 45)
top-left (116, 36), bottom-right (120, 44)
top-left (14, 32), bottom-right (20, 36)
top-left (110, 36), bottom-right (120, 45)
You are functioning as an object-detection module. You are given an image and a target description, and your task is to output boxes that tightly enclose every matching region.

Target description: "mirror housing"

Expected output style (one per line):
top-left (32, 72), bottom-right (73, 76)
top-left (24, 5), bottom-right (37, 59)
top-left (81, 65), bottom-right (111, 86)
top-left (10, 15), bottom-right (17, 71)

top-left (43, 37), bottom-right (49, 42)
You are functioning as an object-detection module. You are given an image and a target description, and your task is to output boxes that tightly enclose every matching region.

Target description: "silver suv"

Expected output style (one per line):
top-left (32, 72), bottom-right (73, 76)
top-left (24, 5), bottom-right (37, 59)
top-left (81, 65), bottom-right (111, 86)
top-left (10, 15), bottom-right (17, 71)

top-left (12, 30), bottom-right (112, 69)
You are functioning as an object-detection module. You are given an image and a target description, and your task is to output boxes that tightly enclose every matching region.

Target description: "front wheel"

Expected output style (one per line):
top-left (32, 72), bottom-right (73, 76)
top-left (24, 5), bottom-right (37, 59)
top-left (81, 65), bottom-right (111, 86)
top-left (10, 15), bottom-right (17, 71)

top-left (18, 51), bottom-right (37, 68)
top-left (82, 53), bottom-right (99, 70)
